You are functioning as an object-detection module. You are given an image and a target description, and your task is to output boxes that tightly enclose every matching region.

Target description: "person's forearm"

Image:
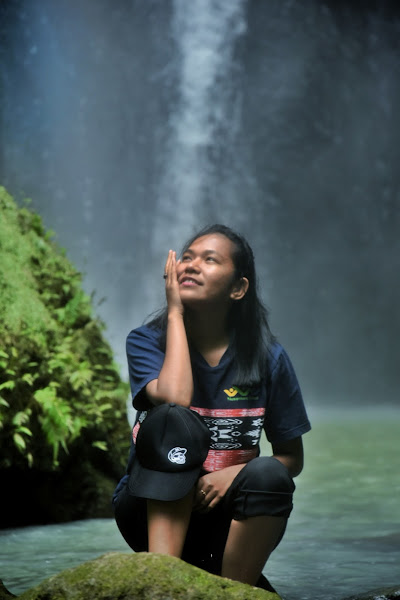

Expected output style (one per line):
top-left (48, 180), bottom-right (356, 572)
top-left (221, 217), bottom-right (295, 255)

top-left (272, 453), bottom-right (303, 478)
top-left (152, 311), bottom-right (193, 407)
top-left (146, 249), bottom-right (193, 407)
top-left (272, 437), bottom-right (304, 478)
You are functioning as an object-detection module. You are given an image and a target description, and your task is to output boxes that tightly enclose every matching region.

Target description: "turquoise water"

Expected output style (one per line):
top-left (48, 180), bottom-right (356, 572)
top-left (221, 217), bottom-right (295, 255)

top-left (1, 407), bottom-right (399, 599)
top-left (266, 406), bottom-right (400, 599)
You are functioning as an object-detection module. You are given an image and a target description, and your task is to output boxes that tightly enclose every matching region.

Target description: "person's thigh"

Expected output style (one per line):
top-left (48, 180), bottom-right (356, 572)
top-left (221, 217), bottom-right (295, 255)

top-left (113, 483), bottom-right (148, 552)
top-left (114, 482), bottom-right (231, 573)
top-left (182, 503), bottom-right (231, 574)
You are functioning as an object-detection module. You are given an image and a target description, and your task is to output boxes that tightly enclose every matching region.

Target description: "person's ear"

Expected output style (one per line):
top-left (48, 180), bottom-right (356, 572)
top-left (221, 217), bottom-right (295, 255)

top-left (230, 277), bottom-right (249, 301)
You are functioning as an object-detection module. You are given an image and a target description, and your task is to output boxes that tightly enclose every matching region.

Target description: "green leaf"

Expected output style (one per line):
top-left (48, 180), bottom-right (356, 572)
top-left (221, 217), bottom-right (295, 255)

top-left (17, 426), bottom-right (32, 437)
top-left (21, 373), bottom-right (35, 386)
top-left (92, 441), bottom-right (107, 451)
top-left (0, 380), bottom-right (15, 391)
top-left (12, 411), bottom-right (30, 426)
top-left (13, 433), bottom-right (26, 451)
top-left (34, 386), bottom-right (57, 405)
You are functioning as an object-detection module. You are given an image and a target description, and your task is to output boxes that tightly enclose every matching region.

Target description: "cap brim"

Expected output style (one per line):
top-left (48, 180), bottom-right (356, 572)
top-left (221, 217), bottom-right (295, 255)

top-left (127, 458), bottom-right (202, 501)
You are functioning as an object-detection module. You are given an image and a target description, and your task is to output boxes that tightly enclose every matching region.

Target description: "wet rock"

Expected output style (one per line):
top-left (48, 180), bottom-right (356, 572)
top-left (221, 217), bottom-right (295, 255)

top-left (0, 580), bottom-right (16, 599)
top-left (16, 552), bottom-right (280, 600)
top-left (343, 585), bottom-right (400, 600)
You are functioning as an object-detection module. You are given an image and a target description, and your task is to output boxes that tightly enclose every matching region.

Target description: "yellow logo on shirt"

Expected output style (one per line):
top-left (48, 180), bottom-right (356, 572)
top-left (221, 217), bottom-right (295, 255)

top-left (224, 386), bottom-right (257, 401)
top-left (224, 386), bottom-right (249, 398)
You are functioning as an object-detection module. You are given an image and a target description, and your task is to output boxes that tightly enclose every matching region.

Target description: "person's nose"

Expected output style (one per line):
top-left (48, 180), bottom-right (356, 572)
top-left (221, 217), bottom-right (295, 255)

top-left (184, 257), bottom-right (201, 273)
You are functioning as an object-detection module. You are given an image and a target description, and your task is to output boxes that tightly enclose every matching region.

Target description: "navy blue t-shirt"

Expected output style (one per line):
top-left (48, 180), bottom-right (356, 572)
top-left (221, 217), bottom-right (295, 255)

top-left (126, 325), bottom-right (311, 473)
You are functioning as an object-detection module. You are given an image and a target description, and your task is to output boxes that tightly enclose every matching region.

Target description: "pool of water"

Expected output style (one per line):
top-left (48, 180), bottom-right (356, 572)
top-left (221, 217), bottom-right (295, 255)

top-left (1, 406), bottom-right (399, 599)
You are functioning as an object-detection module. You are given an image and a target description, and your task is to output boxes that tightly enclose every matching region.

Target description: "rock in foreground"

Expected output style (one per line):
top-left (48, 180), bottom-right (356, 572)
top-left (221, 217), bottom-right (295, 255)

top-left (343, 586), bottom-right (400, 600)
top-left (17, 552), bottom-right (280, 600)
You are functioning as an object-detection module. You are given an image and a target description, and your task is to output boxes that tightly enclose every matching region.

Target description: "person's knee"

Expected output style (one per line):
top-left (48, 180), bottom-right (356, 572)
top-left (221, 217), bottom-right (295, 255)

top-left (225, 457), bottom-right (295, 520)
top-left (239, 456), bottom-right (295, 495)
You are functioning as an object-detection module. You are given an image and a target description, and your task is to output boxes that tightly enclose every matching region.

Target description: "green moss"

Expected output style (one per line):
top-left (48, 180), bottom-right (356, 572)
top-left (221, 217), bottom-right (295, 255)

top-left (17, 553), bottom-right (281, 600)
top-left (0, 186), bottom-right (129, 471)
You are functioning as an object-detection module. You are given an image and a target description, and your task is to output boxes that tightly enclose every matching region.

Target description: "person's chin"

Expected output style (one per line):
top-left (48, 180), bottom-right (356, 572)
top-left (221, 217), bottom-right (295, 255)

top-left (180, 291), bottom-right (204, 306)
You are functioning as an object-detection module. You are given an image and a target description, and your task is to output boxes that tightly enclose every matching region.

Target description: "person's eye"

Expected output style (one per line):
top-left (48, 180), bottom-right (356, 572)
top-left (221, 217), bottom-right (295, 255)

top-left (182, 255), bottom-right (191, 262)
top-left (205, 256), bottom-right (216, 262)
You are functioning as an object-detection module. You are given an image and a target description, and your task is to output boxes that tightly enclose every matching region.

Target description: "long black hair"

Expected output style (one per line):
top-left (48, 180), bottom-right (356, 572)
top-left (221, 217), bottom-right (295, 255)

top-left (147, 224), bottom-right (276, 387)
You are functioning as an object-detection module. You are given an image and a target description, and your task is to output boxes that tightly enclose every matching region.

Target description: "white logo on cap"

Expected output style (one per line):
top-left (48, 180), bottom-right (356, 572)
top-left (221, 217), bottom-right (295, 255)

top-left (168, 447), bottom-right (187, 465)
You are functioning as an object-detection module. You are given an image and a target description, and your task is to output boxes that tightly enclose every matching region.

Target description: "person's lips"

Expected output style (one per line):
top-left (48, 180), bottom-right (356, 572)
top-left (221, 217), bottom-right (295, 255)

top-left (180, 276), bottom-right (201, 286)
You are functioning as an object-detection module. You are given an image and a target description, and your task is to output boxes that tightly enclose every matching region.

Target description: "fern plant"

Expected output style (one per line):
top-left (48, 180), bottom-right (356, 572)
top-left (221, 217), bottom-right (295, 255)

top-left (0, 186), bottom-right (129, 471)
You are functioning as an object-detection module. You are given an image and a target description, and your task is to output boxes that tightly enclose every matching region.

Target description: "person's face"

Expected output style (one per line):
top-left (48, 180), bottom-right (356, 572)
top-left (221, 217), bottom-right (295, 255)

top-left (176, 233), bottom-right (248, 307)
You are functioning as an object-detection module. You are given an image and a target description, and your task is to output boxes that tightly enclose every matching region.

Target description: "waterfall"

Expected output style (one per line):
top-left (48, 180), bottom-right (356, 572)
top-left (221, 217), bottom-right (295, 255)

top-left (1, 1), bottom-right (399, 404)
top-left (150, 0), bottom-right (247, 260)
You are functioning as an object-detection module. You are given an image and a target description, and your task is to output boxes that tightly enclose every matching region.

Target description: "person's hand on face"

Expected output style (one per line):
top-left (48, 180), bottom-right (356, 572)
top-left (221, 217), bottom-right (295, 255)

top-left (164, 250), bottom-right (184, 316)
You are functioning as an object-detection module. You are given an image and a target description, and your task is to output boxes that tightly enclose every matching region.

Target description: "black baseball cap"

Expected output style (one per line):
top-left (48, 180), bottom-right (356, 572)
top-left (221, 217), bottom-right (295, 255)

top-left (128, 403), bottom-right (211, 501)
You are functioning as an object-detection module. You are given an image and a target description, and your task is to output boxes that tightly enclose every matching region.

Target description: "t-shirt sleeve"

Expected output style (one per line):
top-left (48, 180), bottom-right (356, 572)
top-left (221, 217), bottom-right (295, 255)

top-left (126, 326), bottom-right (165, 410)
top-left (264, 345), bottom-right (311, 444)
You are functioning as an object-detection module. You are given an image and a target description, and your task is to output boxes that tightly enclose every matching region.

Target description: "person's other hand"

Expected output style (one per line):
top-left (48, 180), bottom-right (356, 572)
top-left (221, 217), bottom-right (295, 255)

top-left (194, 464), bottom-right (246, 513)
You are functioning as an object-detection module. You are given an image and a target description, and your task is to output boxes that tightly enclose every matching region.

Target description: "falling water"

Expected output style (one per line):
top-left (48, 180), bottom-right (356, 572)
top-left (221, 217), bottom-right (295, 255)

top-left (0, 1), bottom-right (399, 411)
top-left (149, 0), bottom-right (247, 269)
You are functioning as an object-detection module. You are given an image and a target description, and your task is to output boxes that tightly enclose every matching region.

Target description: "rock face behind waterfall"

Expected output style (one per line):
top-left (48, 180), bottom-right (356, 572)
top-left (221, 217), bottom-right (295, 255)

top-left (0, 187), bottom-right (130, 527)
top-left (10, 553), bottom-right (280, 600)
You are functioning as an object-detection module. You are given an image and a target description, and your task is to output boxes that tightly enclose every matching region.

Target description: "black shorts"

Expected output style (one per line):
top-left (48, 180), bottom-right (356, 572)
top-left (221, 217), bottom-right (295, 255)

top-left (113, 456), bottom-right (295, 574)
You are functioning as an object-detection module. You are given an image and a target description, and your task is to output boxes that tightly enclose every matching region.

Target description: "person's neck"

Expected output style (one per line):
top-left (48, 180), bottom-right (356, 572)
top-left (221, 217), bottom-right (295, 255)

top-left (185, 307), bottom-right (230, 361)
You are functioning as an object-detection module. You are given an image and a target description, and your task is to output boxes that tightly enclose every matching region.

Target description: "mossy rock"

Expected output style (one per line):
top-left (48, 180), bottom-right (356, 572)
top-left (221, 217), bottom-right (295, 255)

top-left (0, 580), bottom-right (16, 599)
top-left (16, 552), bottom-right (280, 600)
top-left (0, 185), bottom-right (130, 525)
